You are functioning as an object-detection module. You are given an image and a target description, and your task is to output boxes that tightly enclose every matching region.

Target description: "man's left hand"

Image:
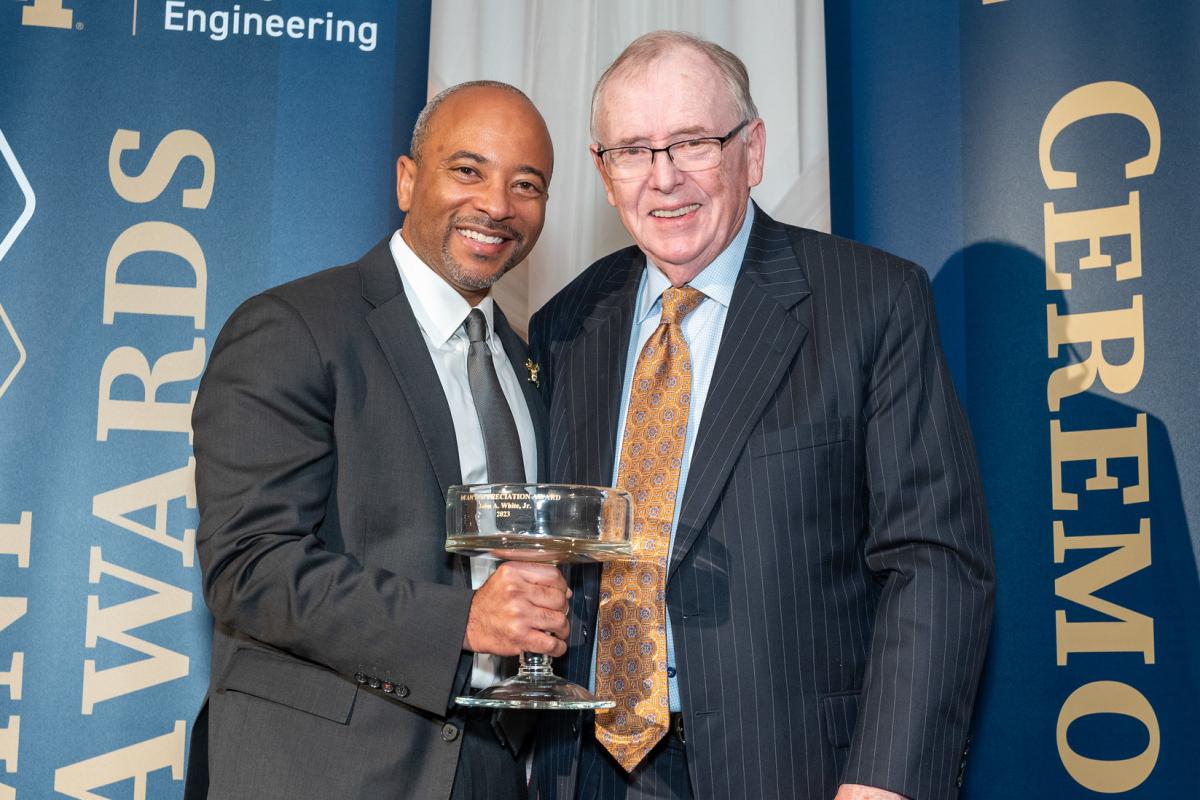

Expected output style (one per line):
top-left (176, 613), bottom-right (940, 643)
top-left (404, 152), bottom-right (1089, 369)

top-left (835, 785), bottom-right (908, 800)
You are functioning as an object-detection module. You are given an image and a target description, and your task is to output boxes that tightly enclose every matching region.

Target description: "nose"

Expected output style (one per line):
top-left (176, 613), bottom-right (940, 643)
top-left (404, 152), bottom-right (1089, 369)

top-left (648, 148), bottom-right (685, 193)
top-left (474, 178), bottom-right (514, 221)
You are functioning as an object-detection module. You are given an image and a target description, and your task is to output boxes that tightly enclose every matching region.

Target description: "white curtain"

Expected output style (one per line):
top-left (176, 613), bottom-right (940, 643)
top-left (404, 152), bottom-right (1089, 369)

top-left (427, 0), bottom-right (829, 334)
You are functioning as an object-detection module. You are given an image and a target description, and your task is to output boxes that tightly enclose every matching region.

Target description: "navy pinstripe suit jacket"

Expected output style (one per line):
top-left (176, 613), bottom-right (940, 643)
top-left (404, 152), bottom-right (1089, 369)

top-left (527, 209), bottom-right (994, 800)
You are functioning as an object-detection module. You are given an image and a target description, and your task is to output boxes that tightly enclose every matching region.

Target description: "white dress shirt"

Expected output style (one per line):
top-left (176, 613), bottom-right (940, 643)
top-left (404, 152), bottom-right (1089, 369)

top-left (389, 230), bottom-right (538, 688)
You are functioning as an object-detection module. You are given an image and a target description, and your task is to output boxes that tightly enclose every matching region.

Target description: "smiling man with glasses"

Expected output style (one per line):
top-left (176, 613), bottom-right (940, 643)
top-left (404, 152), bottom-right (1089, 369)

top-left (594, 119), bottom-right (751, 179)
top-left (528, 30), bottom-right (994, 800)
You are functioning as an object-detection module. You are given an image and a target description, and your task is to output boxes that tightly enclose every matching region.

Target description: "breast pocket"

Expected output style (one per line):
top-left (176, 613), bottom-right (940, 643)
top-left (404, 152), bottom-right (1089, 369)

top-left (748, 419), bottom-right (854, 458)
top-left (743, 418), bottom-right (858, 545)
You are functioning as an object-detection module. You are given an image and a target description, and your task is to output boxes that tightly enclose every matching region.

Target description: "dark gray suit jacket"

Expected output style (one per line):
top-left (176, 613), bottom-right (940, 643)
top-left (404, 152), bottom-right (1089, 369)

top-left (188, 239), bottom-right (545, 799)
top-left (527, 209), bottom-right (994, 800)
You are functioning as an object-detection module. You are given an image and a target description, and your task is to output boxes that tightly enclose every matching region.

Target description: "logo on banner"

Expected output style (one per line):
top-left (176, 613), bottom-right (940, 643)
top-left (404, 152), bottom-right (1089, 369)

top-left (0, 130), bottom-right (34, 402)
top-left (19, 0), bottom-right (74, 29)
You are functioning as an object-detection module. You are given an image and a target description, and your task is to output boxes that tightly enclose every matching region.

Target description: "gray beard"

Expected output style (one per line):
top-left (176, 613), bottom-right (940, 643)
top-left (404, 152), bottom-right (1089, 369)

top-left (437, 220), bottom-right (524, 290)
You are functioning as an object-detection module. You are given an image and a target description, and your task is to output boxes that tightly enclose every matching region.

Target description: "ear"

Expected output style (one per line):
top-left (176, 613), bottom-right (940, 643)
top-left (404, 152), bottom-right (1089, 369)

top-left (590, 145), bottom-right (618, 208)
top-left (744, 118), bottom-right (766, 188)
top-left (396, 155), bottom-right (417, 212)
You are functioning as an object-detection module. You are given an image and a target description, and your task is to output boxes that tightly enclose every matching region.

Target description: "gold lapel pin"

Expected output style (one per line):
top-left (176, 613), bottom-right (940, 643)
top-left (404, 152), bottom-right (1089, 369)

top-left (525, 358), bottom-right (541, 388)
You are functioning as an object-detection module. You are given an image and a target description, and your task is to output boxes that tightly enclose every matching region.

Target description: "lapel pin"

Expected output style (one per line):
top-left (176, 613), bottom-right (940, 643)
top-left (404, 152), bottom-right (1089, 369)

top-left (525, 358), bottom-right (541, 389)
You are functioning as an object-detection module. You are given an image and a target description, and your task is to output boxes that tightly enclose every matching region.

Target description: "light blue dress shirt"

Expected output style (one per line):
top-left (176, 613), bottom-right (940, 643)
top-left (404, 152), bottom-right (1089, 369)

top-left (593, 203), bottom-right (755, 712)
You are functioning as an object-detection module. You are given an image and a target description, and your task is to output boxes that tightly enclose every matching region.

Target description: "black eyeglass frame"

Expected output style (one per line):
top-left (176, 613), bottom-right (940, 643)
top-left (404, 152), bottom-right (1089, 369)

top-left (595, 119), bottom-right (752, 176)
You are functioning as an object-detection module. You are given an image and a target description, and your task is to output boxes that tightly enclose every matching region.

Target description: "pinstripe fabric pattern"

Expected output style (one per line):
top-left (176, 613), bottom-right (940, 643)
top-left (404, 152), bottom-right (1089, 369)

top-left (528, 208), bottom-right (994, 800)
top-left (577, 730), bottom-right (694, 800)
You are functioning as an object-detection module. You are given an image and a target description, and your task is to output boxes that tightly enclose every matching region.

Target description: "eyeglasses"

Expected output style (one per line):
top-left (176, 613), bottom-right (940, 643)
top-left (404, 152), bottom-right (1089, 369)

top-left (596, 120), bottom-right (751, 180)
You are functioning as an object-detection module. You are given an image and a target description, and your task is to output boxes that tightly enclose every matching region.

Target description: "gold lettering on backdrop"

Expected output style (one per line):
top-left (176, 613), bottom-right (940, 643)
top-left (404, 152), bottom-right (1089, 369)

top-left (1049, 415), bottom-right (1148, 510)
top-left (1042, 80), bottom-right (1160, 790)
top-left (0, 597), bottom-right (26, 701)
top-left (1056, 681), bottom-right (1159, 793)
top-left (0, 596), bottom-right (23, 796)
top-left (104, 221), bottom-right (208, 328)
top-left (0, 514), bottom-right (28, 796)
top-left (74, 125), bottom-right (212, 793)
top-left (20, 0), bottom-right (73, 29)
top-left (0, 716), bottom-right (17, 777)
top-left (92, 459), bottom-right (197, 568)
top-left (1040, 82), bottom-right (1161, 190)
top-left (1046, 296), bottom-right (1144, 410)
top-left (95, 338), bottom-right (205, 442)
top-left (0, 718), bottom-right (16, 800)
top-left (109, 129), bottom-right (215, 210)
top-left (1054, 518), bottom-right (1153, 664)
top-left (0, 513), bottom-right (31, 567)
top-left (81, 548), bottom-right (191, 714)
top-left (1042, 192), bottom-right (1142, 291)
top-left (54, 721), bottom-right (185, 800)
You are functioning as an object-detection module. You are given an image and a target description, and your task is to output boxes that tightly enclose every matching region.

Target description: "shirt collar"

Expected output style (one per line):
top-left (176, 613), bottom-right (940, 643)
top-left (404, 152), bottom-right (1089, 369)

top-left (636, 201), bottom-right (755, 324)
top-left (389, 229), bottom-right (495, 346)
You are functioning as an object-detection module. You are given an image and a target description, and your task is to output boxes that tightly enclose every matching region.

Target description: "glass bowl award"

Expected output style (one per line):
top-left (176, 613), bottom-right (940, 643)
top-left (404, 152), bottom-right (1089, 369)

top-left (446, 483), bottom-right (632, 710)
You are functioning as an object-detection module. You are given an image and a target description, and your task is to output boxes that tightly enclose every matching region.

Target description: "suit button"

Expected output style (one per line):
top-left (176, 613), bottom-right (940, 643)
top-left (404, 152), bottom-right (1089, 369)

top-left (354, 672), bottom-right (367, 684)
top-left (396, 684), bottom-right (410, 698)
top-left (441, 723), bottom-right (460, 742)
top-left (381, 682), bottom-right (394, 694)
top-left (368, 676), bottom-right (381, 689)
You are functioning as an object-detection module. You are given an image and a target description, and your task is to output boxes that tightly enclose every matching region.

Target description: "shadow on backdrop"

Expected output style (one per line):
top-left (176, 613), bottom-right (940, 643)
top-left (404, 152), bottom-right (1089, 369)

top-left (933, 240), bottom-right (1198, 798)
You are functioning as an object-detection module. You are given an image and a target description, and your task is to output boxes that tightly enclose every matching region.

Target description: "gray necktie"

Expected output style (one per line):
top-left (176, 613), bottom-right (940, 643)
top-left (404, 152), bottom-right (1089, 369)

top-left (464, 308), bottom-right (526, 483)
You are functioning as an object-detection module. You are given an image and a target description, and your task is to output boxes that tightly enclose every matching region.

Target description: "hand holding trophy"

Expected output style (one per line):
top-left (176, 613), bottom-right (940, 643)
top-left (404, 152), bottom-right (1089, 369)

top-left (446, 483), bottom-right (632, 709)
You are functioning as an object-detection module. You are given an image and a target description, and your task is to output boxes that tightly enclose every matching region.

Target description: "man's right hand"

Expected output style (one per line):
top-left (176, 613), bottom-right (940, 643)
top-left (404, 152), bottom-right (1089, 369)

top-left (463, 561), bottom-right (570, 657)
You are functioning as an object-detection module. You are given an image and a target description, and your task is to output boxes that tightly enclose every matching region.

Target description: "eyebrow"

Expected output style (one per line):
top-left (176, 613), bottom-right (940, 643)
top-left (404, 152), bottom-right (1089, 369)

top-left (444, 150), bottom-right (548, 186)
top-left (516, 165), bottom-right (549, 185)
top-left (445, 149), bottom-right (486, 164)
top-left (607, 126), bottom-right (711, 148)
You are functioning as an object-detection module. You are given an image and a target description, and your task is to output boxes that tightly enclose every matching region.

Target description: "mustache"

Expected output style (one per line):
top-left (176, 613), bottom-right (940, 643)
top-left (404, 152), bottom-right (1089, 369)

top-left (452, 215), bottom-right (523, 243)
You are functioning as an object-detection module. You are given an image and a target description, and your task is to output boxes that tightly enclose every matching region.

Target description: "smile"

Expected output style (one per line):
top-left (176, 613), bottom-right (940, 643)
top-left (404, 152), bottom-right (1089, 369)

top-left (457, 228), bottom-right (506, 244)
top-left (650, 204), bottom-right (700, 219)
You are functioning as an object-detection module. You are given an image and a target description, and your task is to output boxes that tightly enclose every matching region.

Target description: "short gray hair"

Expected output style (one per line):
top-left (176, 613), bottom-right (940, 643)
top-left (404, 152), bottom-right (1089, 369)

top-left (409, 80), bottom-right (531, 162)
top-left (590, 31), bottom-right (759, 142)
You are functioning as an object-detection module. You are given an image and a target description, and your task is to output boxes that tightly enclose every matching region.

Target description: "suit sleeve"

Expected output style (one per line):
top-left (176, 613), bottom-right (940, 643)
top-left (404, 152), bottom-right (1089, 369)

top-left (842, 265), bottom-right (995, 800)
top-left (193, 292), bottom-right (472, 716)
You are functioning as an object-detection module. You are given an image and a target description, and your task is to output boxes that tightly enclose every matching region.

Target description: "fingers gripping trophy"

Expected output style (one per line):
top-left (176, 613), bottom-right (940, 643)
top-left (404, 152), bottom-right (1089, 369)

top-left (446, 484), bottom-right (632, 709)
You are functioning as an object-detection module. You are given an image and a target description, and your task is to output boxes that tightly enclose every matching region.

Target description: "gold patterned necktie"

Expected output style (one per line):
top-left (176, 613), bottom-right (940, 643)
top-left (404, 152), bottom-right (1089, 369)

top-left (595, 285), bottom-right (706, 772)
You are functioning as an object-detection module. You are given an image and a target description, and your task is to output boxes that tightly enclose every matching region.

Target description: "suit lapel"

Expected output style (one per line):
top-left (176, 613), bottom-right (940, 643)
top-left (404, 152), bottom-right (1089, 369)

top-left (541, 249), bottom-right (643, 690)
top-left (669, 211), bottom-right (813, 579)
top-left (494, 307), bottom-right (548, 480)
top-left (359, 240), bottom-right (463, 498)
top-left (561, 249), bottom-right (643, 487)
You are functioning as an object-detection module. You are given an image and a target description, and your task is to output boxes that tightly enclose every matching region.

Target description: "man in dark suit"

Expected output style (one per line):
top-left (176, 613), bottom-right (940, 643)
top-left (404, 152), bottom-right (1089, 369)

top-left (186, 81), bottom-right (569, 799)
top-left (529, 33), bottom-right (994, 800)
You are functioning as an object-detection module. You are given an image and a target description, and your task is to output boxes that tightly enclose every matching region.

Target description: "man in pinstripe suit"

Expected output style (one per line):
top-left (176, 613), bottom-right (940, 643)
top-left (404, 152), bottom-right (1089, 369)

top-left (528, 32), bottom-right (994, 800)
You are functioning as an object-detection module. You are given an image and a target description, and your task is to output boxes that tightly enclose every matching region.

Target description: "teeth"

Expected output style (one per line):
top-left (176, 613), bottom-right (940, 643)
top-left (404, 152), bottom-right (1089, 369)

top-left (651, 204), bottom-right (700, 218)
top-left (458, 228), bottom-right (504, 244)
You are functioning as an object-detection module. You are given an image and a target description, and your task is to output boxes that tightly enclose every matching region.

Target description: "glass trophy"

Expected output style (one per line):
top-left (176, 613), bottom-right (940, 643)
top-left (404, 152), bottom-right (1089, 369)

top-left (446, 483), bottom-right (632, 710)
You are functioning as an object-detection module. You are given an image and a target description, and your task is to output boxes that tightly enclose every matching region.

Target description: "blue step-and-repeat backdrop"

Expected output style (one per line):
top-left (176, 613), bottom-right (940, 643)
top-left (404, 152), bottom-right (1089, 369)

top-left (1, 1), bottom-right (429, 795)
top-left (3, 0), bottom-right (1198, 797)
top-left (960, 3), bottom-right (1200, 796)
top-left (828, 1), bottom-right (1199, 797)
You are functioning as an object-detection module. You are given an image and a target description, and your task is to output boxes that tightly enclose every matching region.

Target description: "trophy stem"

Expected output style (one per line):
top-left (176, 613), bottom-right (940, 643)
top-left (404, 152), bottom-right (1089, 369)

top-left (519, 651), bottom-right (554, 678)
